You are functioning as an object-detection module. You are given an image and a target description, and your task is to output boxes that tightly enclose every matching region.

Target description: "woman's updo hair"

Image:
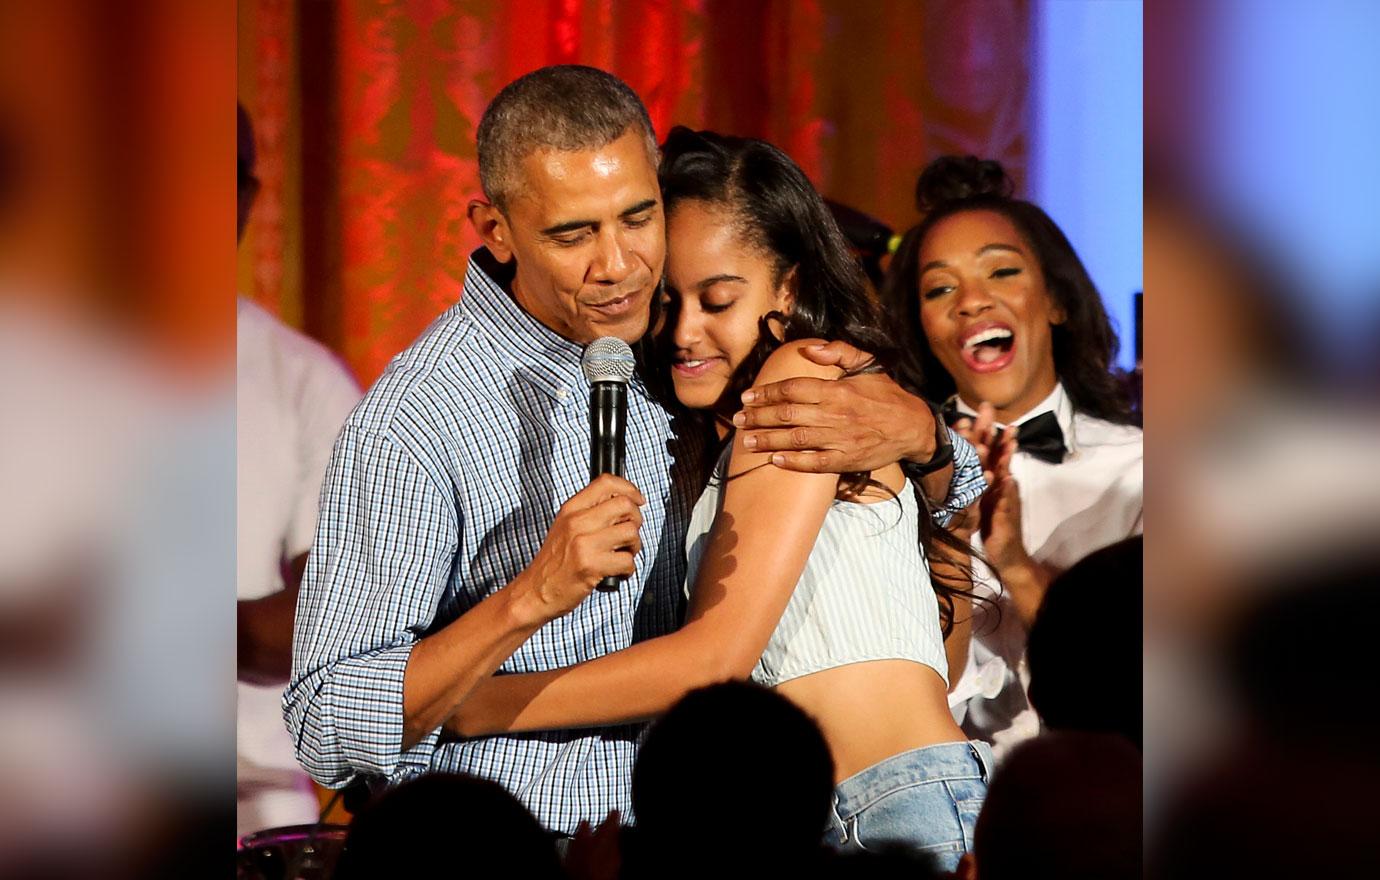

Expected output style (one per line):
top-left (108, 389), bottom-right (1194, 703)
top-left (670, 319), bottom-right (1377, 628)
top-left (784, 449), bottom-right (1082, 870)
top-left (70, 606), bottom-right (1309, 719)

top-left (913, 155), bottom-right (1014, 211)
top-left (882, 155), bottom-right (1135, 425)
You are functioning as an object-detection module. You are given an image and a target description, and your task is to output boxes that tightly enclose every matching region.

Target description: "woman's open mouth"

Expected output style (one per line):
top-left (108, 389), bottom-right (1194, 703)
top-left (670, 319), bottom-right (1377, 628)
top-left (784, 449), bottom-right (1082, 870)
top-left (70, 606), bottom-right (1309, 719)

top-left (958, 323), bottom-right (1016, 373)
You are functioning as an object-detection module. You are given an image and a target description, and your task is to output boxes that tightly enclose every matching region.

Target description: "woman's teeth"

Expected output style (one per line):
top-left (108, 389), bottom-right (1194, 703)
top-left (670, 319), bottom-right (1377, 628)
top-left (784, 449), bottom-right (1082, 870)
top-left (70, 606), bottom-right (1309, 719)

top-left (962, 327), bottom-right (1014, 365)
top-left (962, 327), bottom-right (1013, 351)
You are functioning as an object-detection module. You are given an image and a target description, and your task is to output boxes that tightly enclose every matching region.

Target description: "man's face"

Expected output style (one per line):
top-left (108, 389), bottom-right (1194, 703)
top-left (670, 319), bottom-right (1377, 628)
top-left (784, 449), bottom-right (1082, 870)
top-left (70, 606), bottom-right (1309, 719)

top-left (499, 129), bottom-right (664, 344)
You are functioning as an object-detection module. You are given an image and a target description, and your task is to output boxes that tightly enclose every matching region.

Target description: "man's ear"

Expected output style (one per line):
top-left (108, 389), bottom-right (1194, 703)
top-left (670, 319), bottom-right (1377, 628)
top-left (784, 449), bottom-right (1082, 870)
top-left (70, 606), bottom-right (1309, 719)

top-left (468, 199), bottom-right (515, 264)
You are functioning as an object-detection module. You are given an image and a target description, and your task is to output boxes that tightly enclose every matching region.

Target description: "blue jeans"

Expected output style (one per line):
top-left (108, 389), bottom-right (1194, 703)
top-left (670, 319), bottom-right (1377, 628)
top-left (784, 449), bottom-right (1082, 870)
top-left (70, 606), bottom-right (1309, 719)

top-left (822, 740), bottom-right (993, 873)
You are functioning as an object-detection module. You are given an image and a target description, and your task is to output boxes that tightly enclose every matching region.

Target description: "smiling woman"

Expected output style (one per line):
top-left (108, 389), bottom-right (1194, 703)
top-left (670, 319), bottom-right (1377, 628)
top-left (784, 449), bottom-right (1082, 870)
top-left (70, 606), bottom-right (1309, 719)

top-left (881, 156), bottom-right (1142, 761)
top-left (884, 156), bottom-right (1132, 427)
top-left (662, 199), bottom-right (797, 415)
top-left (917, 210), bottom-right (1065, 423)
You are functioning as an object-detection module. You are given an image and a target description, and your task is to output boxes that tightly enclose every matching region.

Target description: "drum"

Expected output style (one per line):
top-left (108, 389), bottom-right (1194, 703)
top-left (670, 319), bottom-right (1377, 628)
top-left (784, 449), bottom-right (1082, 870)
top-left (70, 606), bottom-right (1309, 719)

top-left (236, 824), bottom-right (349, 880)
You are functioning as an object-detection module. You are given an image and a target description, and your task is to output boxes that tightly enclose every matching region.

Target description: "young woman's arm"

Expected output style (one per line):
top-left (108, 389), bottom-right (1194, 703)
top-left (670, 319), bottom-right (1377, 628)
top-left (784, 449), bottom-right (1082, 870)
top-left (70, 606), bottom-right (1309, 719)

top-left (442, 340), bottom-right (842, 737)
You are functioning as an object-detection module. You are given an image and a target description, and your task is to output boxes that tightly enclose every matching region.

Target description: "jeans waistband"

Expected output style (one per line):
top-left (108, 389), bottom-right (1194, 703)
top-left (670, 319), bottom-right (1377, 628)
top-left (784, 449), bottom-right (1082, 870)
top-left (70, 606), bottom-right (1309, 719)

top-left (832, 740), bottom-right (993, 819)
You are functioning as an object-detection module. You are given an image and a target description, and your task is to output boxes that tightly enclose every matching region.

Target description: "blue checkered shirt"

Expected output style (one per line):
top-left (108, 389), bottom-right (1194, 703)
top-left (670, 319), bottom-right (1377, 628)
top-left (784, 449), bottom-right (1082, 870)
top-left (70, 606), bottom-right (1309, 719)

top-left (940, 423), bottom-right (985, 527)
top-left (284, 252), bottom-right (984, 833)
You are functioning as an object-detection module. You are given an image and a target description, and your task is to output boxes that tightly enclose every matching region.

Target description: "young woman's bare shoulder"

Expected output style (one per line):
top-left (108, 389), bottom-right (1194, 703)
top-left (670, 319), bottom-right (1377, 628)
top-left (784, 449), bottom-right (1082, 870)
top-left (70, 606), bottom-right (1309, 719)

top-left (756, 338), bottom-right (844, 385)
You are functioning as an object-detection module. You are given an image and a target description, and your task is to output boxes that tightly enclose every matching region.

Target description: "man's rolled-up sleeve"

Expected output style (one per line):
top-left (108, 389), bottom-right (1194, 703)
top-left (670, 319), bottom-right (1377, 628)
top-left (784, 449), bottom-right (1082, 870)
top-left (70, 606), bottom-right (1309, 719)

top-left (283, 423), bottom-right (458, 788)
top-left (933, 429), bottom-right (986, 526)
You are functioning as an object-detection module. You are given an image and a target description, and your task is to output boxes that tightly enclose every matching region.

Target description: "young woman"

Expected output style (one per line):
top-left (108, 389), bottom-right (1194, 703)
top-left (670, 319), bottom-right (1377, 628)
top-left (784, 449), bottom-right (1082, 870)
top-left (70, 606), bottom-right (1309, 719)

top-left (882, 156), bottom-right (1142, 755)
top-left (447, 129), bottom-right (990, 867)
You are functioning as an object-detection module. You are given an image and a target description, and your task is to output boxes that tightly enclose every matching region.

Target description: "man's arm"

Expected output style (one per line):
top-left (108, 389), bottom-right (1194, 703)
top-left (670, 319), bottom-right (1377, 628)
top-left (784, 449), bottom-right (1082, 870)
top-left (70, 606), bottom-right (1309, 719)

top-left (284, 425), bottom-right (643, 786)
top-left (733, 340), bottom-right (984, 519)
top-left (399, 473), bottom-right (645, 749)
top-left (237, 552), bottom-right (307, 685)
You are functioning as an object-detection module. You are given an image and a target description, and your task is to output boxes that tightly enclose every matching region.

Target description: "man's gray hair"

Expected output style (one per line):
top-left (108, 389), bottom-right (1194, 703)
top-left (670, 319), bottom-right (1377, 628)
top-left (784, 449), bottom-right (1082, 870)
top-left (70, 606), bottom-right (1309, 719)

top-left (477, 65), bottom-right (658, 211)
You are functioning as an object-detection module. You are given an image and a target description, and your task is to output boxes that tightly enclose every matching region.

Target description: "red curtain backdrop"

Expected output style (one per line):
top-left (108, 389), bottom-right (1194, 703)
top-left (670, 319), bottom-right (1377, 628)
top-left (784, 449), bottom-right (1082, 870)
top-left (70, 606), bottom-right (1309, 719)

top-left (238, 0), bottom-right (1031, 385)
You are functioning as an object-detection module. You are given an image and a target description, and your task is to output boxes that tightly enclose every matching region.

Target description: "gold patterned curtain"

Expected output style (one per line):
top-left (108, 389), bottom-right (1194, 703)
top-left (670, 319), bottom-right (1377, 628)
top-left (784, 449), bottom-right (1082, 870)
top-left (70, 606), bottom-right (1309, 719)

top-left (238, 0), bottom-right (1031, 385)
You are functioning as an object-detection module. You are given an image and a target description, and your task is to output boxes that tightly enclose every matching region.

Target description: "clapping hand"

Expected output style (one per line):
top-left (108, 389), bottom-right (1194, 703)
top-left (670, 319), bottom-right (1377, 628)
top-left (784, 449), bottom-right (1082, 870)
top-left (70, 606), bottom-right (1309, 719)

top-left (952, 402), bottom-right (1050, 627)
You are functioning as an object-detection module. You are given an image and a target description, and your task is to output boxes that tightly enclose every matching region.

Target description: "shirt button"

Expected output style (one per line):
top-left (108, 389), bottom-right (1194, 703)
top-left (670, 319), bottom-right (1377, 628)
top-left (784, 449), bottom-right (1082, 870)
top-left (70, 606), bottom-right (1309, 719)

top-left (557, 389), bottom-right (569, 400)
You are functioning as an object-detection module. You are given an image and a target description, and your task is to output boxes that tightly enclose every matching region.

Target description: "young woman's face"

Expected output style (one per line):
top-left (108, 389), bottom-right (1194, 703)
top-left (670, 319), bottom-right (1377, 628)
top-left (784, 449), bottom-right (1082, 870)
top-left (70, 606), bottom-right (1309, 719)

top-left (663, 200), bottom-right (794, 416)
top-left (917, 209), bottom-right (1063, 422)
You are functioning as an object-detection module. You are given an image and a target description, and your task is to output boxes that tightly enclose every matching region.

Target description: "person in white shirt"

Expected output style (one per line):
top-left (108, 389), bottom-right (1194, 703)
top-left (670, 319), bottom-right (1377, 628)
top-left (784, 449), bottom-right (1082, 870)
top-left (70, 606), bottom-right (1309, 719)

top-left (880, 156), bottom-right (1142, 758)
top-left (237, 104), bottom-right (361, 837)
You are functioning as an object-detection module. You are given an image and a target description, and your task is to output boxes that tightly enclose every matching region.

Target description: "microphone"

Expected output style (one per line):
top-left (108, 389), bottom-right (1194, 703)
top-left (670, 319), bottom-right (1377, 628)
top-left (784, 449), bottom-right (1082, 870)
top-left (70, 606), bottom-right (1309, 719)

top-left (580, 336), bottom-right (636, 591)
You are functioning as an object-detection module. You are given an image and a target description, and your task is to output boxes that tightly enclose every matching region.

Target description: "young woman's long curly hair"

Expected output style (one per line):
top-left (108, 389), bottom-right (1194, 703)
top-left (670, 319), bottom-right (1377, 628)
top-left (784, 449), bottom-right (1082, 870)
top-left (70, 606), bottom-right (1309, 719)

top-left (638, 126), bottom-right (979, 634)
top-left (881, 156), bottom-right (1136, 425)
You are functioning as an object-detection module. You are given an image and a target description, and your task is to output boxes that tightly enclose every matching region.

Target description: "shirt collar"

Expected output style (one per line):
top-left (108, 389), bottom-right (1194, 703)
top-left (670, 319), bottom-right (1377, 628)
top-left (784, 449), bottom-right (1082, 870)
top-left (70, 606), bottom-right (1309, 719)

top-left (951, 383), bottom-right (1079, 455)
top-left (459, 248), bottom-right (652, 403)
top-left (459, 248), bottom-right (587, 401)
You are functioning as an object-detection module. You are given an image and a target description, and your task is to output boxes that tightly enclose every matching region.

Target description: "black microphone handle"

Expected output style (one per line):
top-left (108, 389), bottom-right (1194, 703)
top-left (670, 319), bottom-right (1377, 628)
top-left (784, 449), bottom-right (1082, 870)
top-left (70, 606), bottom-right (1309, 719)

top-left (589, 381), bottom-right (628, 591)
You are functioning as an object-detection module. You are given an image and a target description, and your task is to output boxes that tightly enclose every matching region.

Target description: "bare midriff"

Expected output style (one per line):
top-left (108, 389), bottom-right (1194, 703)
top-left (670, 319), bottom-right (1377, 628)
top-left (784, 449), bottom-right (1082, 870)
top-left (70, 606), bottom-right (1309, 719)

top-left (773, 659), bottom-right (967, 783)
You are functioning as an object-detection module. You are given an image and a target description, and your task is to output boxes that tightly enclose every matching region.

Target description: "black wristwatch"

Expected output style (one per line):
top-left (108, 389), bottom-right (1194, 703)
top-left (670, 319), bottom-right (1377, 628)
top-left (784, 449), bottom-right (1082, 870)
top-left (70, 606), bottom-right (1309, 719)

top-left (911, 401), bottom-right (954, 476)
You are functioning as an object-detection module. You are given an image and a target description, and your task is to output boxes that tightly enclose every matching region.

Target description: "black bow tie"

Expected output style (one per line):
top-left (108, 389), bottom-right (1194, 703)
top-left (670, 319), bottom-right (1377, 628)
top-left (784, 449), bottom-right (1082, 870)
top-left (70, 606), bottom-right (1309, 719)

top-left (943, 402), bottom-right (1067, 464)
top-left (1011, 411), bottom-right (1067, 464)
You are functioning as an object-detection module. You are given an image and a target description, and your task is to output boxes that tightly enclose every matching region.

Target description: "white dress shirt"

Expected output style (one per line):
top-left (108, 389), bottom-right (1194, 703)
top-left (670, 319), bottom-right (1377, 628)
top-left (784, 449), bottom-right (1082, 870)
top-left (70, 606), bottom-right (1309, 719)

top-left (947, 383), bottom-right (1142, 759)
top-left (237, 297), bottom-right (360, 837)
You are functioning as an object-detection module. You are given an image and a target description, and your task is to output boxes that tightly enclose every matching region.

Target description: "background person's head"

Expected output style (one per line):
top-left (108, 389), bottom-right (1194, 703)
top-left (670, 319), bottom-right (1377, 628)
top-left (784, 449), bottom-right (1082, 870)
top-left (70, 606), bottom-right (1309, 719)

top-left (468, 65), bottom-right (662, 345)
top-left (631, 681), bottom-right (835, 870)
top-left (1027, 535), bottom-right (1143, 747)
top-left (332, 773), bottom-right (562, 879)
top-left (971, 731), bottom-right (1141, 880)
top-left (653, 126), bottom-right (894, 420)
top-left (237, 103), bottom-right (259, 243)
top-left (882, 156), bottom-right (1131, 424)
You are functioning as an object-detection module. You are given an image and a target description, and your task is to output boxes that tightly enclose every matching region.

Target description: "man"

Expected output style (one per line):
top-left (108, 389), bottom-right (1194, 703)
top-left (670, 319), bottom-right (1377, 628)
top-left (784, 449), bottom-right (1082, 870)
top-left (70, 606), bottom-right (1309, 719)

top-left (237, 104), bottom-right (361, 836)
top-left (285, 65), bottom-right (981, 833)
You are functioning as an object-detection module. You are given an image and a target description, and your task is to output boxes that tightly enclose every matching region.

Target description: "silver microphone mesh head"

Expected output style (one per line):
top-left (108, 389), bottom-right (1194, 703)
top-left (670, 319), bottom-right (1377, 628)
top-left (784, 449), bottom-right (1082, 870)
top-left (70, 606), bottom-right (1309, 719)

top-left (581, 336), bottom-right (636, 385)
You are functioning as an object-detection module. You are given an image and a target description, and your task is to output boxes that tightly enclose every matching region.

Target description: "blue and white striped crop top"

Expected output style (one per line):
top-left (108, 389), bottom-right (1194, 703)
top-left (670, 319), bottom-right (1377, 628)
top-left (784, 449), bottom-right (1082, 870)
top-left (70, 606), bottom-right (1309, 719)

top-left (684, 447), bottom-right (949, 688)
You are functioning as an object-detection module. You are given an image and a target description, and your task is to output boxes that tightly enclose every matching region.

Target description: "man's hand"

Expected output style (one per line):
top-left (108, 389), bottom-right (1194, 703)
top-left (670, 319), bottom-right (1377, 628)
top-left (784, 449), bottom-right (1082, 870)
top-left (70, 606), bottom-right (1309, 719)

top-left (733, 340), bottom-right (936, 474)
top-left (401, 474), bottom-right (646, 751)
top-left (514, 474), bottom-right (646, 624)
